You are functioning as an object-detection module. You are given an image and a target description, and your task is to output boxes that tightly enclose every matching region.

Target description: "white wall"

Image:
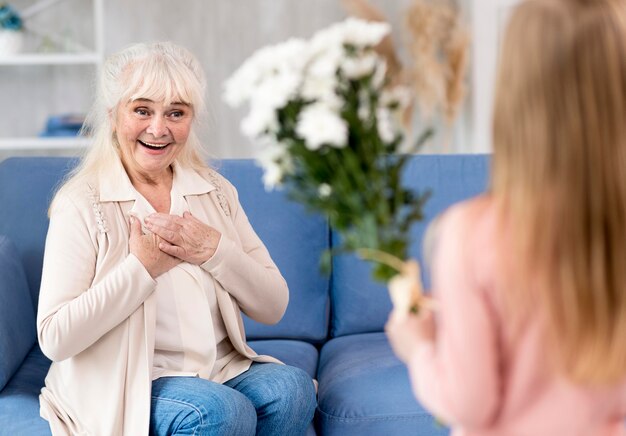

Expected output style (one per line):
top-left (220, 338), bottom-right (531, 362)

top-left (1, 0), bottom-right (495, 161)
top-left (469, 0), bottom-right (521, 153)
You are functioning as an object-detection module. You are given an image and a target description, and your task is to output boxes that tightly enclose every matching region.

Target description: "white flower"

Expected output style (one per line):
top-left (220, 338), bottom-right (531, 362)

top-left (296, 102), bottom-right (348, 150)
top-left (301, 45), bottom-right (342, 106)
top-left (341, 52), bottom-right (379, 80)
top-left (380, 85), bottom-right (412, 110)
top-left (262, 162), bottom-right (284, 190)
top-left (371, 59), bottom-right (387, 89)
top-left (376, 86), bottom-right (413, 145)
top-left (311, 18), bottom-right (390, 51)
top-left (223, 38), bottom-right (308, 107)
top-left (223, 63), bottom-right (258, 107)
top-left (256, 141), bottom-right (291, 189)
top-left (318, 183), bottom-right (332, 198)
top-left (252, 71), bottom-right (301, 111)
top-left (308, 44), bottom-right (343, 78)
top-left (340, 18), bottom-right (391, 48)
top-left (358, 105), bottom-right (370, 122)
top-left (301, 74), bottom-right (342, 109)
top-left (310, 25), bottom-right (343, 57)
top-left (358, 89), bottom-right (371, 121)
top-left (241, 101), bottom-right (278, 138)
top-left (377, 107), bottom-right (396, 143)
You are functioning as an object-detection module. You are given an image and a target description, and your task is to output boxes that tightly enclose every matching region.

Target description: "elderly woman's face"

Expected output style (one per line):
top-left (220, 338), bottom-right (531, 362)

top-left (114, 98), bottom-right (193, 180)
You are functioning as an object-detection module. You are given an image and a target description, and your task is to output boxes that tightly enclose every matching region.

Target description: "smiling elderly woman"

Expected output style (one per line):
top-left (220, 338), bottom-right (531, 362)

top-left (36, 42), bottom-right (316, 436)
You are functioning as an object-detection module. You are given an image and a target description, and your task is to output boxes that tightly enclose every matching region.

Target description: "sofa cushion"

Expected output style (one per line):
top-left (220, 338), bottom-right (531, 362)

top-left (219, 160), bottom-right (330, 343)
top-left (0, 344), bottom-right (52, 436)
top-left (248, 339), bottom-right (319, 379)
top-left (316, 332), bottom-right (449, 436)
top-left (330, 154), bottom-right (489, 337)
top-left (0, 158), bottom-right (77, 310)
top-left (0, 235), bottom-right (37, 390)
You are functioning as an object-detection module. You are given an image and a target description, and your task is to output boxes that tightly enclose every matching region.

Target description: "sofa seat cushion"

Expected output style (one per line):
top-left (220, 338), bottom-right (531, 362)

top-left (0, 235), bottom-right (37, 390)
top-left (317, 332), bottom-right (449, 436)
top-left (248, 339), bottom-right (319, 379)
top-left (0, 344), bottom-right (51, 436)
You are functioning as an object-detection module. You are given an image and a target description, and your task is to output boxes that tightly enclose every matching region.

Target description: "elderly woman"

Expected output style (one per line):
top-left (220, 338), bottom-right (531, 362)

top-left (36, 42), bottom-right (316, 436)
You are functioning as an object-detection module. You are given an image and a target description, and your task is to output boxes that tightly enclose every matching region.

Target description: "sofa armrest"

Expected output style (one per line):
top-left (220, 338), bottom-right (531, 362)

top-left (0, 235), bottom-right (36, 390)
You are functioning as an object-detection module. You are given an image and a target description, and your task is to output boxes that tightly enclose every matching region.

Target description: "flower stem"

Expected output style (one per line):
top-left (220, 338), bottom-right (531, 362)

top-left (356, 247), bottom-right (405, 273)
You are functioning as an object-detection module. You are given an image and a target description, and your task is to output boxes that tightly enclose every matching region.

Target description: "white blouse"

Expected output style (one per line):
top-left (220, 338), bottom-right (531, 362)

top-left (130, 178), bottom-right (251, 383)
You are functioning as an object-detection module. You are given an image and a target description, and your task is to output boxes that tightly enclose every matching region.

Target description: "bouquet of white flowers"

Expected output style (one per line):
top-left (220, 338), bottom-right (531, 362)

top-left (224, 18), bottom-right (435, 285)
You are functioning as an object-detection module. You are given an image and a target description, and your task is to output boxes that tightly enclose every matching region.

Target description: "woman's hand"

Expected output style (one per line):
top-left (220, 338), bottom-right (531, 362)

top-left (129, 215), bottom-right (181, 278)
top-left (144, 211), bottom-right (222, 265)
top-left (385, 309), bottom-right (436, 364)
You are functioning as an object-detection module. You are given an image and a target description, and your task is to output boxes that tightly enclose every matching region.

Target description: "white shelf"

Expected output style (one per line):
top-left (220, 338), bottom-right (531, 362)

top-left (0, 137), bottom-right (91, 150)
top-left (0, 52), bottom-right (102, 65)
top-left (0, 0), bottom-right (104, 151)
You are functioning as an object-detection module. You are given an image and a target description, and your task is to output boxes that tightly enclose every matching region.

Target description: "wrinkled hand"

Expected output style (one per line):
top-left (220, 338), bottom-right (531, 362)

top-left (144, 211), bottom-right (221, 265)
top-left (385, 309), bottom-right (436, 364)
top-left (129, 215), bottom-right (181, 278)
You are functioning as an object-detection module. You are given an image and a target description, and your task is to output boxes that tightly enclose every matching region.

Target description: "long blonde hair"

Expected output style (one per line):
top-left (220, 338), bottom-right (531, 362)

top-left (53, 42), bottom-right (209, 206)
top-left (491, 0), bottom-right (626, 384)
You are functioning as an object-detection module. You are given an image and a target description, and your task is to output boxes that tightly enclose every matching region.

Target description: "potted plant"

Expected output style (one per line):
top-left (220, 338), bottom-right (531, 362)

top-left (0, 3), bottom-right (23, 56)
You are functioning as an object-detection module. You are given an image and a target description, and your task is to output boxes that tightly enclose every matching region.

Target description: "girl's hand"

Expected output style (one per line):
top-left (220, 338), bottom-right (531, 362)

top-left (385, 309), bottom-right (436, 364)
top-left (144, 211), bottom-right (222, 265)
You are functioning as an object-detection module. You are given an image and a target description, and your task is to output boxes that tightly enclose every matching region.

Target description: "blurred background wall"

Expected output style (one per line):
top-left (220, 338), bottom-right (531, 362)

top-left (0, 0), bottom-right (511, 162)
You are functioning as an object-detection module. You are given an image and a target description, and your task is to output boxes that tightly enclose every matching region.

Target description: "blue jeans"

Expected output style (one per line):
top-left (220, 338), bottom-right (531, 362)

top-left (149, 363), bottom-right (317, 435)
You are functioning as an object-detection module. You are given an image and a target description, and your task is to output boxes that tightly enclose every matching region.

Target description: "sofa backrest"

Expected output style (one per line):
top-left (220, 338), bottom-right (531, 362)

top-left (217, 160), bottom-right (330, 343)
top-left (329, 154), bottom-right (490, 337)
top-left (0, 157), bottom-right (74, 309)
top-left (0, 157), bottom-right (330, 344)
top-left (0, 235), bottom-right (36, 390)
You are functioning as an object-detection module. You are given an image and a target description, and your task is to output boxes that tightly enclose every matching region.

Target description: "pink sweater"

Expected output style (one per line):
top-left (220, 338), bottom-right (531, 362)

top-left (409, 196), bottom-right (626, 436)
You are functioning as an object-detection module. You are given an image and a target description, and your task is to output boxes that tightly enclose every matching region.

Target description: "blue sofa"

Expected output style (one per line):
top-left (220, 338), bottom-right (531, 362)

top-left (0, 155), bottom-right (488, 436)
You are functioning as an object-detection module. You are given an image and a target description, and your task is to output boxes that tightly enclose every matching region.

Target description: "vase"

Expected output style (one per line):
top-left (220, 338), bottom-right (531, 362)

top-left (0, 30), bottom-right (24, 57)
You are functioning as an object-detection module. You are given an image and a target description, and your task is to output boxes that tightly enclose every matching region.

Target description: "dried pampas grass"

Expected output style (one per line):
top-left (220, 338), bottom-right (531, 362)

top-left (405, 0), bottom-right (470, 124)
top-left (340, 0), bottom-right (470, 126)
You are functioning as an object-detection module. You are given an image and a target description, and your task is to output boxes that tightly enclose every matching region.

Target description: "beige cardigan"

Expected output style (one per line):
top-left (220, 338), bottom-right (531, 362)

top-left (37, 159), bottom-right (288, 436)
